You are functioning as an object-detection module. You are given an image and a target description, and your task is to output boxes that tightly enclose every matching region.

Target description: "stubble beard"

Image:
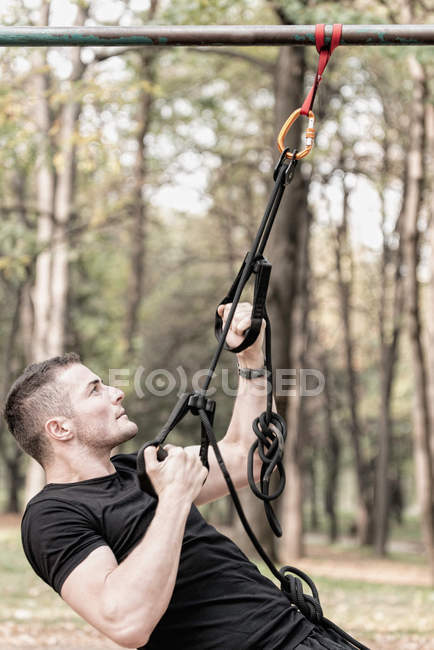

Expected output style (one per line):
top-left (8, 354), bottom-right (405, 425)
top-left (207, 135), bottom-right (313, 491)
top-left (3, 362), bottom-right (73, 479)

top-left (74, 416), bottom-right (138, 453)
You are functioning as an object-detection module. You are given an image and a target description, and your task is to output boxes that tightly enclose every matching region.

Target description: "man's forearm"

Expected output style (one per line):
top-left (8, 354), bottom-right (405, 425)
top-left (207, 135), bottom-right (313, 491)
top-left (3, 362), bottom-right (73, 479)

top-left (190, 352), bottom-right (276, 505)
top-left (223, 349), bottom-right (273, 451)
top-left (102, 490), bottom-right (190, 647)
top-left (189, 306), bottom-right (277, 504)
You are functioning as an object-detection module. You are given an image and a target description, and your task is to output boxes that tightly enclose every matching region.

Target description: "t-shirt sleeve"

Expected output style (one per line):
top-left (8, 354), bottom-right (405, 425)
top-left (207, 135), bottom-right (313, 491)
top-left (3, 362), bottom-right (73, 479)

top-left (21, 498), bottom-right (108, 594)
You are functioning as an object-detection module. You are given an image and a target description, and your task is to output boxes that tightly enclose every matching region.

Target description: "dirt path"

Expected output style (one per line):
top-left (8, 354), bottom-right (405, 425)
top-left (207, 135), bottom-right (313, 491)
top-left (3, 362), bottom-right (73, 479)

top-left (0, 622), bottom-right (123, 649)
top-left (300, 541), bottom-right (430, 587)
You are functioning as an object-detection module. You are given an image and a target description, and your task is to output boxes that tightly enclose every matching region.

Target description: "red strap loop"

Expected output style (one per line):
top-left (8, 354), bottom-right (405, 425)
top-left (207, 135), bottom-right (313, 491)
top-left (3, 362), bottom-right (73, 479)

top-left (300, 23), bottom-right (342, 116)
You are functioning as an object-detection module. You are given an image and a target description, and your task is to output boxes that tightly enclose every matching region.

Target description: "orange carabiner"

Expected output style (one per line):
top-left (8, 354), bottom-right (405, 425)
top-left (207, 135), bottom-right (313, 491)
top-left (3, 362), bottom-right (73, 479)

top-left (277, 109), bottom-right (315, 160)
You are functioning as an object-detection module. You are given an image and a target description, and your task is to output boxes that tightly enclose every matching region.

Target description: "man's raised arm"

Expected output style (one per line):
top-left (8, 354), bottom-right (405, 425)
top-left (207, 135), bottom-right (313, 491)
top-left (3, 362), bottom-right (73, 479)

top-left (189, 302), bottom-right (271, 505)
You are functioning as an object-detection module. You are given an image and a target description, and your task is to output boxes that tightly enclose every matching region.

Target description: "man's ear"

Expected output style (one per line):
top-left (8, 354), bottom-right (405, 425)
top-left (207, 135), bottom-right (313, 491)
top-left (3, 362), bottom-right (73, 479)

top-left (45, 417), bottom-right (73, 442)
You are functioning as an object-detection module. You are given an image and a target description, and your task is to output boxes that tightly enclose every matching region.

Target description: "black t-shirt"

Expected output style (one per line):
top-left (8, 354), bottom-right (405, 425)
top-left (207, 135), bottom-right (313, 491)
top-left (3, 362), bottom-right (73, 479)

top-left (21, 452), bottom-right (313, 649)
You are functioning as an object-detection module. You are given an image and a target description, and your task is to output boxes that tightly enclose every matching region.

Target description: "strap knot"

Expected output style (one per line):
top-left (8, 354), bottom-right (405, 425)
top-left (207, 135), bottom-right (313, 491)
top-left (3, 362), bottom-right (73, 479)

top-left (280, 567), bottom-right (323, 624)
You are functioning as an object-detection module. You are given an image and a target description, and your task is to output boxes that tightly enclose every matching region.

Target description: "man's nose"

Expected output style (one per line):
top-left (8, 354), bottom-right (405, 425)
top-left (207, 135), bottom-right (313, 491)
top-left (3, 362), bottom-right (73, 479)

top-left (109, 386), bottom-right (124, 403)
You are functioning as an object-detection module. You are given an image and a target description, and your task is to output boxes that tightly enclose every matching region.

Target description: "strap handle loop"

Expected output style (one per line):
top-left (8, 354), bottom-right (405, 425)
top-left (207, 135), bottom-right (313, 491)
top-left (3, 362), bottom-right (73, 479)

top-left (136, 392), bottom-right (215, 497)
top-left (214, 256), bottom-right (271, 353)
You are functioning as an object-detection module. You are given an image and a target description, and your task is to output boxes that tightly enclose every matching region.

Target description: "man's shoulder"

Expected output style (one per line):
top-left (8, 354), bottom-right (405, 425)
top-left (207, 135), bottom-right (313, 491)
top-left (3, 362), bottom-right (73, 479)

top-left (23, 487), bottom-right (70, 514)
top-left (22, 489), bottom-right (90, 524)
top-left (22, 450), bottom-right (140, 520)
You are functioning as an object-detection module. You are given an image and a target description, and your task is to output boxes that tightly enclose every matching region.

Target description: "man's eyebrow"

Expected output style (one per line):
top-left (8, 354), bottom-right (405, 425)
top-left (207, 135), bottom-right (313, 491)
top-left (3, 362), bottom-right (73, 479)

top-left (85, 378), bottom-right (101, 394)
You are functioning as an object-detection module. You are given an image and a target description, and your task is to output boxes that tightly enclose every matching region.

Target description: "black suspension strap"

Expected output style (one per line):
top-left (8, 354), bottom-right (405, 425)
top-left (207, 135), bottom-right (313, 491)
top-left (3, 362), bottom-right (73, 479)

top-left (138, 147), bottom-right (296, 525)
top-left (209, 149), bottom-right (298, 536)
top-left (197, 407), bottom-right (369, 649)
top-left (136, 147), bottom-right (369, 650)
top-left (136, 392), bottom-right (215, 498)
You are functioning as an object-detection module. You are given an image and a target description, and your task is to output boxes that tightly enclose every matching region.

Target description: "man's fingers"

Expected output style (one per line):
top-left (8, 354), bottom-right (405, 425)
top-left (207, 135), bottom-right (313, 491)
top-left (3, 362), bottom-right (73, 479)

top-left (219, 303), bottom-right (253, 328)
top-left (144, 445), bottom-right (158, 469)
top-left (234, 316), bottom-right (251, 335)
top-left (233, 316), bottom-right (266, 335)
top-left (144, 444), bottom-right (180, 470)
top-left (218, 302), bottom-right (252, 320)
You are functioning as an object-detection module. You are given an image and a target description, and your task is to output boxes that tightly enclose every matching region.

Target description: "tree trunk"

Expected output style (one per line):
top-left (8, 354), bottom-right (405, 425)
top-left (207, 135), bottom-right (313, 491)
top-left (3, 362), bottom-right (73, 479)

top-left (5, 447), bottom-right (24, 513)
top-left (25, 2), bottom-right (88, 503)
top-left (25, 0), bottom-right (56, 502)
top-left (124, 51), bottom-right (156, 355)
top-left (233, 485), bottom-right (276, 557)
top-left (321, 353), bottom-right (340, 542)
top-left (308, 448), bottom-right (318, 531)
top-left (402, 56), bottom-right (434, 584)
top-left (427, 82), bottom-right (434, 469)
top-left (374, 195), bottom-right (404, 555)
top-left (124, 0), bottom-right (159, 354)
top-left (335, 175), bottom-right (371, 545)
top-left (0, 281), bottom-right (26, 512)
top-left (50, 19), bottom-right (86, 353)
top-left (31, 2), bottom-right (55, 364)
top-left (267, 42), bottom-right (310, 562)
top-left (279, 192), bottom-right (310, 561)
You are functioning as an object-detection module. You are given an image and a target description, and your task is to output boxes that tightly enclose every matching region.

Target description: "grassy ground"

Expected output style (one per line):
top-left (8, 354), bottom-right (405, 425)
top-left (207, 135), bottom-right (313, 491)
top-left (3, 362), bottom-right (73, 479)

top-left (0, 516), bottom-right (433, 650)
top-left (260, 547), bottom-right (434, 650)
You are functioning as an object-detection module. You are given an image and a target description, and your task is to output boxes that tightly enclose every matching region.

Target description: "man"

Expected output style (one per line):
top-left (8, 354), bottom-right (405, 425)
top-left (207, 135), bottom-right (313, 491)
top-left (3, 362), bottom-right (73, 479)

top-left (4, 304), bottom-right (356, 649)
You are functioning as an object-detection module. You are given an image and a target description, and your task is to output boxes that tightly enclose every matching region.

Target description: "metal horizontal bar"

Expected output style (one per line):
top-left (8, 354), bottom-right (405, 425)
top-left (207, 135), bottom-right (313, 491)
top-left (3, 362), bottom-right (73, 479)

top-left (0, 25), bottom-right (432, 47)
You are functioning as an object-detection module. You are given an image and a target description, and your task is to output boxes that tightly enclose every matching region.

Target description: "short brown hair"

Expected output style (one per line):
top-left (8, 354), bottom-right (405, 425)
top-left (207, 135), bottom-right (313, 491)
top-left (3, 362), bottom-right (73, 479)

top-left (3, 353), bottom-right (81, 467)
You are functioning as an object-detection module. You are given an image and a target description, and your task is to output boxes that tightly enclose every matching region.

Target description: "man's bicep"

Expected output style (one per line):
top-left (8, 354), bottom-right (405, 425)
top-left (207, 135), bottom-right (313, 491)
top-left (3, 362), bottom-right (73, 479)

top-left (61, 545), bottom-right (122, 643)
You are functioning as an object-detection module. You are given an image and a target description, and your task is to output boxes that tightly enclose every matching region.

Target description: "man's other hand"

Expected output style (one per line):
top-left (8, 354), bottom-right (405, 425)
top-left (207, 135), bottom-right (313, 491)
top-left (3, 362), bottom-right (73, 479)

top-left (143, 444), bottom-right (208, 503)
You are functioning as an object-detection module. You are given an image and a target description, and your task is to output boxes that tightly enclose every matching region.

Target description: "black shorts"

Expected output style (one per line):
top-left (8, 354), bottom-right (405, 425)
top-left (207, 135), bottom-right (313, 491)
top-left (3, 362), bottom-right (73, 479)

top-left (293, 625), bottom-right (360, 649)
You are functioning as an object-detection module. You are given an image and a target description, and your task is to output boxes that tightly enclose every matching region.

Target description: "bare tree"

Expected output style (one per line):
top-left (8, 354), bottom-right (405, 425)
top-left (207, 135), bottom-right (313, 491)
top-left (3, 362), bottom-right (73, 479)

top-left (124, 0), bottom-right (160, 355)
top-left (427, 77), bottom-right (434, 472)
top-left (25, 0), bottom-right (57, 501)
top-left (0, 279), bottom-right (27, 511)
top-left (372, 0), bottom-right (434, 582)
top-left (268, 37), bottom-right (311, 560)
top-left (50, 6), bottom-right (88, 352)
top-left (321, 352), bottom-right (340, 542)
top-left (25, 0), bottom-right (89, 502)
top-left (402, 56), bottom-right (434, 584)
top-left (334, 173), bottom-right (372, 545)
top-left (374, 165), bottom-right (405, 555)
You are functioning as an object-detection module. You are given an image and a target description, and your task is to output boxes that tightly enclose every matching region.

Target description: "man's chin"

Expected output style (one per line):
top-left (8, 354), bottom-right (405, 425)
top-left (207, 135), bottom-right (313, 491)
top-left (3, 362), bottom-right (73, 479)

top-left (114, 420), bottom-right (138, 446)
top-left (123, 420), bottom-right (139, 438)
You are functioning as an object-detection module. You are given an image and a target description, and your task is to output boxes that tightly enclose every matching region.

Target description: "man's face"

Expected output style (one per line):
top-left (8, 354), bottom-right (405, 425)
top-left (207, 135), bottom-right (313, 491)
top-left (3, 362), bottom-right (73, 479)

top-left (57, 363), bottom-right (138, 451)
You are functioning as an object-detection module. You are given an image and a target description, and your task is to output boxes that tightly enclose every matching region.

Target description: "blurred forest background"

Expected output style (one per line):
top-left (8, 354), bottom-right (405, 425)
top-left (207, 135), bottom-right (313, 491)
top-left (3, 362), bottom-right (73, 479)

top-left (0, 0), bottom-right (433, 647)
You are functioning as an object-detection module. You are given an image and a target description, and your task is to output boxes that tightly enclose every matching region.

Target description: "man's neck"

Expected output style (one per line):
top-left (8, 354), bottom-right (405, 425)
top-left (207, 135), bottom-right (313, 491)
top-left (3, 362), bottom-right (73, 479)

top-left (45, 452), bottom-right (116, 485)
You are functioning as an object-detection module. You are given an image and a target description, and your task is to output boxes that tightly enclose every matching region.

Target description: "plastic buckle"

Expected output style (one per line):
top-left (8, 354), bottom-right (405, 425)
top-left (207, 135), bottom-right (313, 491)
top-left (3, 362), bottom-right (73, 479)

top-left (188, 393), bottom-right (216, 417)
top-left (284, 154), bottom-right (298, 185)
top-left (273, 147), bottom-right (292, 180)
top-left (273, 148), bottom-right (298, 185)
top-left (253, 256), bottom-right (264, 273)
